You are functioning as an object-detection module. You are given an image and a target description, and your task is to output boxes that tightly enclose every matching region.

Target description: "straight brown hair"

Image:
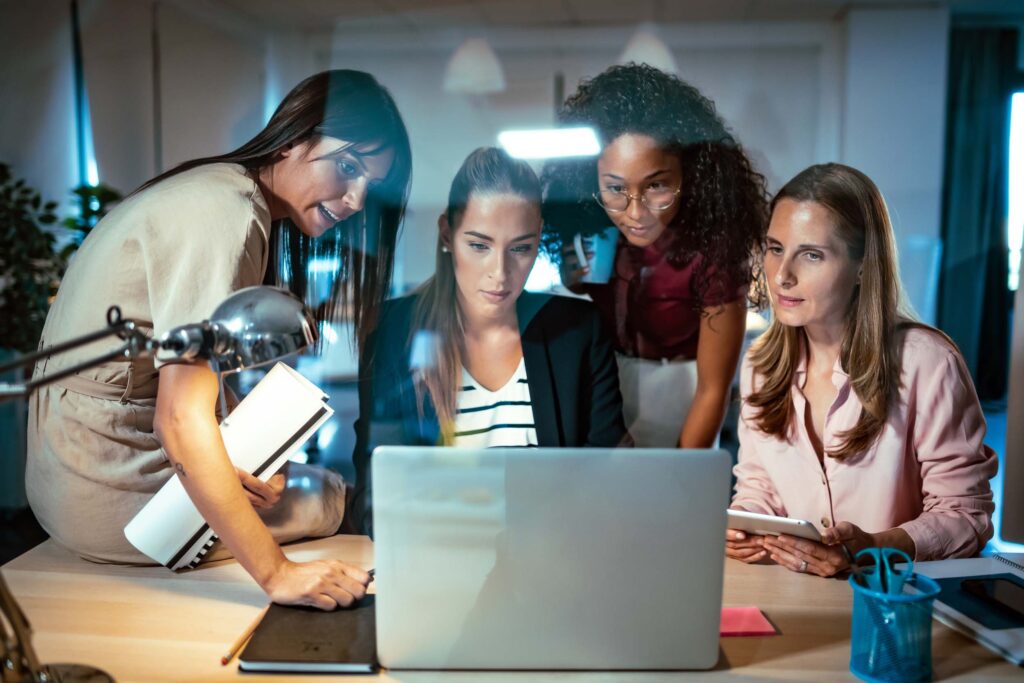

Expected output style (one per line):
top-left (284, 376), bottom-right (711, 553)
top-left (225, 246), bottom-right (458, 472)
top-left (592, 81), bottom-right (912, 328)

top-left (746, 163), bottom-right (924, 459)
top-left (137, 70), bottom-right (411, 350)
top-left (411, 147), bottom-right (541, 441)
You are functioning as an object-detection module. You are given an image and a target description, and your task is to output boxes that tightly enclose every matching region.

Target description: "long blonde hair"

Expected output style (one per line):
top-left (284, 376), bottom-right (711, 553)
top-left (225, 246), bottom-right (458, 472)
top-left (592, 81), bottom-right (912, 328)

top-left (747, 163), bottom-right (918, 460)
top-left (411, 147), bottom-right (542, 442)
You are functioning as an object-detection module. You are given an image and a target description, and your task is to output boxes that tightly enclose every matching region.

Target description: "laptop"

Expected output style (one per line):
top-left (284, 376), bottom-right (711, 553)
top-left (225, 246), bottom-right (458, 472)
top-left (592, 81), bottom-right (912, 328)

top-left (371, 446), bottom-right (731, 670)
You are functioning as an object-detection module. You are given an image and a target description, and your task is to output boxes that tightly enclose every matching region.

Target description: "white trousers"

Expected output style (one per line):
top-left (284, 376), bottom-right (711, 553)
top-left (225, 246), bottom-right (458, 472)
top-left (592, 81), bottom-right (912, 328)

top-left (616, 353), bottom-right (699, 448)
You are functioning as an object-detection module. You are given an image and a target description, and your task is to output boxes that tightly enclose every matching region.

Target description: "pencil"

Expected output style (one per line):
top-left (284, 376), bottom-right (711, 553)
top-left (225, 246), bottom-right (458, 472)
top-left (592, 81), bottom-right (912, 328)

top-left (220, 605), bottom-right (268, 666)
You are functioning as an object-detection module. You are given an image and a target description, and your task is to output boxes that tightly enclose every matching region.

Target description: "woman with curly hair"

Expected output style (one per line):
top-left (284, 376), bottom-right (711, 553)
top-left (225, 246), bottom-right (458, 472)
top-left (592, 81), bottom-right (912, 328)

top-left (542, 63), bottom-right (768, 448)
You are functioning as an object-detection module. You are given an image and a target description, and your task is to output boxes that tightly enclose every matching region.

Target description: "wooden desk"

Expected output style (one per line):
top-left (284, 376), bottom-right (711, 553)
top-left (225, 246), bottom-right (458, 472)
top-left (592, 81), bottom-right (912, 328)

top-left (3, 537), bottom-right (1018, 681)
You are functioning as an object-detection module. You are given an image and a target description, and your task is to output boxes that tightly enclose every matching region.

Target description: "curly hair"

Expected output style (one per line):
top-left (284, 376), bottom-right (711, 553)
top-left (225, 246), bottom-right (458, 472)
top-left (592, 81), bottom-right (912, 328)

top-left (541, 63), bottom-right (768, 311)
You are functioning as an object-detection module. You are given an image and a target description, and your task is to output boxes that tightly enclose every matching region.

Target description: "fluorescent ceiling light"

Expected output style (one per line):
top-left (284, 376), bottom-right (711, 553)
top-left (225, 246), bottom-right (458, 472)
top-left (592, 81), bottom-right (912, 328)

top-left (498, 127), bottom-right (600, 160)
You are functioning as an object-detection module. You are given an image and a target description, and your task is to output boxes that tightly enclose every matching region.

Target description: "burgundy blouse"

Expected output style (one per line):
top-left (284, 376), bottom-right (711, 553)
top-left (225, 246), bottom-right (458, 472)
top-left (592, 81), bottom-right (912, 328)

top-left (579, 235), bottom-right (746, 361)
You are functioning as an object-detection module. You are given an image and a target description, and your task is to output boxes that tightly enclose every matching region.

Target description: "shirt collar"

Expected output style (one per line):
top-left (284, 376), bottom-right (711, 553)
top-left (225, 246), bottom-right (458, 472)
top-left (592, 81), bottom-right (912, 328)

top-left (793, 342), bottom-right (850, 390)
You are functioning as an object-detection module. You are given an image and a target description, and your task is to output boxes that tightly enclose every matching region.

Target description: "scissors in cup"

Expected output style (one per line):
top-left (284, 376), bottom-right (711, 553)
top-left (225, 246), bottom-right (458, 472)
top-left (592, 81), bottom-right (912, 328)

top-left (854, 547), bottom-right (913, 595)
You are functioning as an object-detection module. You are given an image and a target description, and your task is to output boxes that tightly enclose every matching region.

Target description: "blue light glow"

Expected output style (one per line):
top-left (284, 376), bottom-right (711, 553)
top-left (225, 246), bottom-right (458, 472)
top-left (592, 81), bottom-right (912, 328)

top-left (1008, 92), bottom-right (1023, 291)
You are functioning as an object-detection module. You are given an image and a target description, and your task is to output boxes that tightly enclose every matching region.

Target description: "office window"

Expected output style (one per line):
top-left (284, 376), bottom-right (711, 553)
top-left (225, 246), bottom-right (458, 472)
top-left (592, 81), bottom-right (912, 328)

top-left (1009, 92), bottom-right (1024, 291)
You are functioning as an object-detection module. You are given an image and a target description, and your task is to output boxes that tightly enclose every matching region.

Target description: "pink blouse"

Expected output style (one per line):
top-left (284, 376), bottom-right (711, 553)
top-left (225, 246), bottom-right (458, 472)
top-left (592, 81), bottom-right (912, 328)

top-left (732, 327), bottom-right (998, 561)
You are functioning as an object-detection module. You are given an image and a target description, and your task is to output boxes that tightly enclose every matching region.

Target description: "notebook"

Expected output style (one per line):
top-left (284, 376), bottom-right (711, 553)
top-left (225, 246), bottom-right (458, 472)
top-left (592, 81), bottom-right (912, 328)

top-left (123, 362), bottom-right (333, 569)
top-left (238, 596), bottom-right (377, 673)
top-left (913, 553), bottom-right (1024, 666)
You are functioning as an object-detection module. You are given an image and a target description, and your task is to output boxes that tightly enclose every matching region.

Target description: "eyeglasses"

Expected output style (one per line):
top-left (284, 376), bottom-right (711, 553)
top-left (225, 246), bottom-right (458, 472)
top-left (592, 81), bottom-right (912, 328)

top-left (593, 185), bottom-right (681, 213)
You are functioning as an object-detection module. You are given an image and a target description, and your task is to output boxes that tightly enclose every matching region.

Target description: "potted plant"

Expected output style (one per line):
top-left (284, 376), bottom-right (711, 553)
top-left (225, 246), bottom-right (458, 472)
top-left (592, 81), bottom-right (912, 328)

top-left (0, 162), bottom-right (63, 509)
top-left (59, 182), bottom-right (122, 260)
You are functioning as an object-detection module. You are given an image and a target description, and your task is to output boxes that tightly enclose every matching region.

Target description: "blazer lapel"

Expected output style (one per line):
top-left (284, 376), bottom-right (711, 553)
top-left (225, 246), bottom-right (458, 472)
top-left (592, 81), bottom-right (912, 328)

top-left (519, 294), bottom-right (562, 446)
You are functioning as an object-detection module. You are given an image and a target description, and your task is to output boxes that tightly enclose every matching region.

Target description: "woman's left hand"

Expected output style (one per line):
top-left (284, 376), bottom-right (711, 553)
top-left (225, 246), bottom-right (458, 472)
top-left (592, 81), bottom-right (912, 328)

top-left (762, 522), bottom-right (874, 577)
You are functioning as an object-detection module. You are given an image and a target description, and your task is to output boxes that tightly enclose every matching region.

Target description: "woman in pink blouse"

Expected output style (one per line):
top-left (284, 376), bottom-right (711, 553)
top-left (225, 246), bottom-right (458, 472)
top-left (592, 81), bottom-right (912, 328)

top-left (727, 163), bottom-right (998, 575)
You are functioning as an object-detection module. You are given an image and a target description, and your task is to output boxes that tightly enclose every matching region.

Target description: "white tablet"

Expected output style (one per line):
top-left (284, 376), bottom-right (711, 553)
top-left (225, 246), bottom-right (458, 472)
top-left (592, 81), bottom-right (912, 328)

top-left (727, 509), bottom-right (822, 542)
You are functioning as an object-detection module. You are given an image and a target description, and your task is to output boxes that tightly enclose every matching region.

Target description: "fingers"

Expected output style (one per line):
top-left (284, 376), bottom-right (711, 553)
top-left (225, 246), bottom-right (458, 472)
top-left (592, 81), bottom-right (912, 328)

top-left (293, 563), bottom-right (366, 611)
top-left (726, 545), bottom-right (768, 563)
top-left (244, 490), bottom-right (270, 509)
top-left (725, 530), bottom-right (767, 563)
top-left (763, 535), bottom-right (845, 577)
top-left (821, 522), bottom-right (853, 546)
top-left (266, 472), bottom-right (286, 496)
top-left (236, 468), bottom-right (280, 506)
top-left (320, 562), bottom-right (367, 609)
top-left (339, 563), bottom-right (372, 586)
top-left (725, 530), bottom-right (763, 550)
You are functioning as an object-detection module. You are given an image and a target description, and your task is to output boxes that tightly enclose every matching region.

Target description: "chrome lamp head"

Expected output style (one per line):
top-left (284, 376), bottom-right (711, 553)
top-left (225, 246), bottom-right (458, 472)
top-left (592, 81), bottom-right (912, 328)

top-left (208, 286), bottom-right (318, 372)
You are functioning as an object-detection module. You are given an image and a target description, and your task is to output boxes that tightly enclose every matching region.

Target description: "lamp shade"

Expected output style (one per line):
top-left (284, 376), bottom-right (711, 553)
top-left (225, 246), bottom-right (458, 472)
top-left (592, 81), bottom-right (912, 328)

top-left (618, 28), bottom-right (679, 75)
top-left (443, 38), bottom-right (506, 94)
top-left (209, 286), bottom-right (317, 371)
top-left (156, 286), bottom-right (317, 371)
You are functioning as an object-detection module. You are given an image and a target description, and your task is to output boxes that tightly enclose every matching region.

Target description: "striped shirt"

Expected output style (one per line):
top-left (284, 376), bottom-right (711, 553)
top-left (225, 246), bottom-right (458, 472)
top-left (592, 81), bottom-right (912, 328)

top-left (453, 359), bottom-right (538, 448)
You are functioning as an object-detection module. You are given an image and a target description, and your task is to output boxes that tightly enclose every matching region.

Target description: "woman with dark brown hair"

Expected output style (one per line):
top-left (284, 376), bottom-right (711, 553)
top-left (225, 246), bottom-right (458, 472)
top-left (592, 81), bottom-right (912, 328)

top-left (350, 147), bottom-right (627, 536)
top-left (727, 163), bottom-right (997, 575)
top-left (28, 70), bottom-right (411, 608)
top-left (542, 63), bottom-right (768, 448)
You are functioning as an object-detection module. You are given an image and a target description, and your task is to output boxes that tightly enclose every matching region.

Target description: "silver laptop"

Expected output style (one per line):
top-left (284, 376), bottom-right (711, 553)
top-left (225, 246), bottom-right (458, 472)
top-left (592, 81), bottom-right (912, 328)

top-left (371, 447), bottom-right (730, 670)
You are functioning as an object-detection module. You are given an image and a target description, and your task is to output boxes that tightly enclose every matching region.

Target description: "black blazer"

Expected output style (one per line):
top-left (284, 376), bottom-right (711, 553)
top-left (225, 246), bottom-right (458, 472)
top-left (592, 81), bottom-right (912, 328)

top-left (348, 291), bottom-right (628, 536)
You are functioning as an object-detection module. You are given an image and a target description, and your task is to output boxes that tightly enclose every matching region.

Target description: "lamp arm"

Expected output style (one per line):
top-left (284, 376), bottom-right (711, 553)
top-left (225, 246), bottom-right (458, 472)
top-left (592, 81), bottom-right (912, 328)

top-left (0, 307), bottom-right (156, 403)
top-left (0, 571), bottom-right (41, 681)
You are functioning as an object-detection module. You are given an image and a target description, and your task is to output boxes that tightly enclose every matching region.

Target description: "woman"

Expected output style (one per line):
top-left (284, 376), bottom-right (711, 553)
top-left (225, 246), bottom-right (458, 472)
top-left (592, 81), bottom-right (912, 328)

top-left (27, 70), bottom-right (412, 609)
top-left (727, 163), bottom-right (998, 575)
top-left (350, 147), bottom-right (627, 536)
top-left (542, 63), bottom-right (768, 448)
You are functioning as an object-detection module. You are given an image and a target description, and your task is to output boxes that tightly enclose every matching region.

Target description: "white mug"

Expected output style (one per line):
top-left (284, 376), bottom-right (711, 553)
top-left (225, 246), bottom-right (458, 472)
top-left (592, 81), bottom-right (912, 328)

top-left (573, 226), bottom-right (620, 284)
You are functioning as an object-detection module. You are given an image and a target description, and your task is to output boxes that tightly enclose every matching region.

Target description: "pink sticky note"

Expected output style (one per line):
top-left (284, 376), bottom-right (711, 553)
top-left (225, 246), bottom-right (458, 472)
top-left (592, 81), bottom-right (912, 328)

top-left (720, 606), bottom-right (777, 636)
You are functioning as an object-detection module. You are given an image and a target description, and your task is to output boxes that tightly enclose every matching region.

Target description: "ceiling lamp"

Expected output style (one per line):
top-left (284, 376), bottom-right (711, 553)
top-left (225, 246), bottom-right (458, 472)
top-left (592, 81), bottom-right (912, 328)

top-left (443, 38), bottom-right (506, 94)
top-left (618, 26), bottom-right (679, 76)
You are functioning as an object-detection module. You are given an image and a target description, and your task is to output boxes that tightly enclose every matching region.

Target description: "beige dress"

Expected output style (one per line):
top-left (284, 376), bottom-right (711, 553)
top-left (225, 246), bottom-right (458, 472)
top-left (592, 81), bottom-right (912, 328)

top-left (26, 163), bottom-right (345, 565)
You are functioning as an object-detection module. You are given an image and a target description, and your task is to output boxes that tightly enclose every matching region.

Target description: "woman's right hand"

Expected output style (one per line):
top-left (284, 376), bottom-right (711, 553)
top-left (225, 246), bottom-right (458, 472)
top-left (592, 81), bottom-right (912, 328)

top-left (725, 528), bottom-right (768, 563)
top-left (236, 467), bottom-right (286, 509)
top-left (559, 243), bottom-right (591, 289)
top-left (263, 559), bottom-right (371, 610)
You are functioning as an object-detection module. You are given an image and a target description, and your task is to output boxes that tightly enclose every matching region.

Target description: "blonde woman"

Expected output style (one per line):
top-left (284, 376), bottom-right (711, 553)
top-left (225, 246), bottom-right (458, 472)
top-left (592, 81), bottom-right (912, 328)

top-left (727, 163), bottom-right (997, 575)
top-left (350, 148), bottom-right (628, 535)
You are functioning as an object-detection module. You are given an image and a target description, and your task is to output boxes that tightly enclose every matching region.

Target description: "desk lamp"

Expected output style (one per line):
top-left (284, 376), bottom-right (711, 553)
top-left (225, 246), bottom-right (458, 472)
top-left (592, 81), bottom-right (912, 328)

top-left (0, 286), bottom-right (317, 683)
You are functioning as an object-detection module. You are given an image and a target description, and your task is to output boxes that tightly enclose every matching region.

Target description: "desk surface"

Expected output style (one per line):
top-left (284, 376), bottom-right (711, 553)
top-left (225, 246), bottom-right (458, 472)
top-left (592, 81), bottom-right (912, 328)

top-left (3, 537), bottom-right (1018, 682)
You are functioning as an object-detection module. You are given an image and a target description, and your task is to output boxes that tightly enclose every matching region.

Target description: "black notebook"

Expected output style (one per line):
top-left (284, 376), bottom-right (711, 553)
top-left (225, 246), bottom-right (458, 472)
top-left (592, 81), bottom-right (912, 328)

top-left (238, 596), bottom-right (377, 674)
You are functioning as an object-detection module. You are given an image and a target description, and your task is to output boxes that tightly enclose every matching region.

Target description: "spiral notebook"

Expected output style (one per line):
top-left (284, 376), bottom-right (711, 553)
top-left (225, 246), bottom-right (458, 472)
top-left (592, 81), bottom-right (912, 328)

top-left (913, 553), bottom-right (1024, 666)
top-left (123, 363), bottom-right (333, 569)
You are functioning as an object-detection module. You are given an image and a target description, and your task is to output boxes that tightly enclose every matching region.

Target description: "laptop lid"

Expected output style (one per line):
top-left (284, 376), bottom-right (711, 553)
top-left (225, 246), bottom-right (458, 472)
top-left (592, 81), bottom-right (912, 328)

top-left (372, 447), bottom-right (730, 670)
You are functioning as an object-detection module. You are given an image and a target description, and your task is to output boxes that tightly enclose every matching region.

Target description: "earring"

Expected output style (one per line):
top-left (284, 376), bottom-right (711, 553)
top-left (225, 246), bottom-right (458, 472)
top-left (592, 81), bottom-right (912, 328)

top-left (441, 245), bottom-right (450, 253)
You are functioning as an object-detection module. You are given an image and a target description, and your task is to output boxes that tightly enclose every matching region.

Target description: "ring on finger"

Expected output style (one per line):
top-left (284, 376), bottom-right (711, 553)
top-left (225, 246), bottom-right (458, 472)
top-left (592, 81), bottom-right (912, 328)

top-left (799, 559), bottom-right (808, 573)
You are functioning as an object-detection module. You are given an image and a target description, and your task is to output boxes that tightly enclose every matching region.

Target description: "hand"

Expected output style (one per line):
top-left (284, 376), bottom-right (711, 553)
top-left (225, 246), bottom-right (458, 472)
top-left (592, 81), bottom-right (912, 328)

top-left (237, 467), bottom-right (287, 509)
top-left (763, 522), bottom-right (874, 577)
top-left (263, 559), bottom-right (371, 610)
top-left (725, 528), bottom-right (768, 563)
top-left (559, 243), bottom-right (591, 289)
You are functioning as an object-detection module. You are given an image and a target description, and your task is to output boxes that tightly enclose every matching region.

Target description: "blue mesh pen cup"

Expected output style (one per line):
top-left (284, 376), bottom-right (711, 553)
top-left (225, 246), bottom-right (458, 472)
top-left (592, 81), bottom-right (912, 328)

top-left (848, 572), bottom-right (941, 682)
